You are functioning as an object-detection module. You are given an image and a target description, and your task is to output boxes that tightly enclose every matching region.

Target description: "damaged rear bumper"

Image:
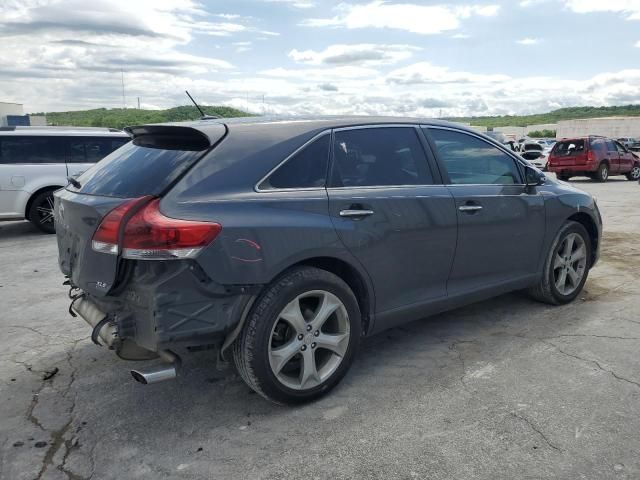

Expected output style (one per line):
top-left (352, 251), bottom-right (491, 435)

top-left (67, 260), bottom-right (258, 362)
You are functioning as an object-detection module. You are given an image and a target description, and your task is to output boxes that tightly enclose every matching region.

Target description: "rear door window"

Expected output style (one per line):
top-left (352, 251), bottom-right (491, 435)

top-left (614, 141), bottom-right (627, 154)
top-left (259, 134), bottom-right (330, 190)
top-left (589, 138), bottom-right (606, 155)
top-left (426, 128), bottom-right (522, 185)
top-left (0, 136), bottom-right (66, 164)
top-left (329, 127), bottom-right (433, 187)
top-left (70, 142), bottom-right (205, 198)
top-left (69, 137), bottom-right (129, 163)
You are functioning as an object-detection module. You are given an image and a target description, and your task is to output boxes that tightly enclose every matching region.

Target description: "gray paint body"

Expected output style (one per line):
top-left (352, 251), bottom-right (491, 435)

top-left (55, 116), bottom-right (602, 351)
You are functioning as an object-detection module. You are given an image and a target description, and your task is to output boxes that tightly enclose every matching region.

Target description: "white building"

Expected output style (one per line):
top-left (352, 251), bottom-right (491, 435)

top-left (556, 117), bottom-right (640, 139)
top-left (0, 102), bottom-right (24, 126)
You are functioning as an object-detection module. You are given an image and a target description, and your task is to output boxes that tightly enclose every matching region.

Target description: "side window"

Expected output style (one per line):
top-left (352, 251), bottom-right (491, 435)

top-left (259, 134), bottom-right (330, 190)
top-left (0, 136), bottom-right (65, 164)
top-left (68, 137), bottom-right (129, 163)
top-left (614, 141), bottom-right (627, 154)
top-left (426, 128), bottom-right (522, 185)
top-left (605, 139), bottom-right (616, 152)
top-left (330, 127), bottom-right (432, 187)
top-left (590, 138), bottom-right (606, 154)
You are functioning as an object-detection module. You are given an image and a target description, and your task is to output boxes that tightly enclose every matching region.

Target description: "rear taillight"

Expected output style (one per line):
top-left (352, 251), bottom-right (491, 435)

top-left (587, 150), bottom-right (595, 163)
top-left (92, 196), bottom-right (152, 255)
top-left (92, 197), bottom-right (221, 260)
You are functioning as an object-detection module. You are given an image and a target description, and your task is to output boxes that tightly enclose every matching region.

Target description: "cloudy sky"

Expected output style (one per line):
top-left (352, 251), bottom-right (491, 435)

top-left (1, 0), bottom-right (639, 116)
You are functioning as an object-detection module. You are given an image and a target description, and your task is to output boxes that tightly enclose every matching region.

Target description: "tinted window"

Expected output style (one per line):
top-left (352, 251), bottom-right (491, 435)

top-left (259, 134), bottom-right (330, 190)
top-left (427, 128), bottom-right (521, 185)
top-left (605, 139), bottom-right (616, 151)
top-left (71, 142), bottom-right (204, 198)
top-left (0, 136), bottom-right (65, 164)
top-left (330, 127), bottom-right (432, 187)
top-left (69, 137), bottom-right (129, 163)
top-left (589, 138), bottom-right (606, 154)
top-left (554, 139), bottom-right (586, 156)
top-left (613, 141), bottom-right (627, 154)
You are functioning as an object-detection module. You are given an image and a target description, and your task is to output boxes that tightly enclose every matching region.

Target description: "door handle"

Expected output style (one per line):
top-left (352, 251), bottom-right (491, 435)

top-left (340, 209), bottom-right (374, 218)
top-left (458, 205), bottom-right (483, 212)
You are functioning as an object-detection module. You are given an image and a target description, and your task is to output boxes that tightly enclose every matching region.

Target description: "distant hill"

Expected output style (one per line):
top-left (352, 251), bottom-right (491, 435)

top-left (31, 105), bottom-right (252, 129)
top-left (447, 105), bottom-right (640, 128)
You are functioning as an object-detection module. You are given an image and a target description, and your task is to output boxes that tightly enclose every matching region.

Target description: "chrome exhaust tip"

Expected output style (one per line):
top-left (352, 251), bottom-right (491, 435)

top-left (130, 350), bottom-right (181, 385)
top-left (131, 364), bottom-right (177, 384)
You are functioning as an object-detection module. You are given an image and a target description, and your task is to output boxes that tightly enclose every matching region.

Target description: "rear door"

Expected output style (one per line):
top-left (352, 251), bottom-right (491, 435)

top-left (604, 139), bottom-right (620, 173)
top-left (327, 125), bottom-right (457, 315)
top-left (66, 136), bottom-right (129, 178)
top-left (424, 127), bottom-right (546, 294)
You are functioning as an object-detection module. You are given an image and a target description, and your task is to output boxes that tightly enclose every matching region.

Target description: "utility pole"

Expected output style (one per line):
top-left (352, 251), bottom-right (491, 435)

top-left (137, 97), bottom-right (140, 109)
top-left (121, 69), bottom-right (126, 109)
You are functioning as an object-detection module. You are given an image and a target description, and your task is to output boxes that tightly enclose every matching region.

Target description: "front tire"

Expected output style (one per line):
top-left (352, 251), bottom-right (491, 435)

top-left (528, 221), bottom-right (592, 305)
top-left (626, 164), bottom-right (640, 181)
top-left (233, 267), bottom-right (361, 404)
top-left (27, 190), bottom-right (56, 234)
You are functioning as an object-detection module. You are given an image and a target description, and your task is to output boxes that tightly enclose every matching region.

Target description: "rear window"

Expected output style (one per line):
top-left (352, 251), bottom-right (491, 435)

top-left (70, 142), bottom-right (205, 198)
top-left (552, 139), bottom-right (585, 156)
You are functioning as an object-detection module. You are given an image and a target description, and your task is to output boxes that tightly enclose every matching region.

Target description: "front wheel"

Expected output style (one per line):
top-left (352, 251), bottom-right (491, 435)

top-left (233, 267), bottom-right (361, 404)
top-left (27, 190), bottom-right (56, 234)
top-left (626, 164), bottom-right (640, 181)
top-left (528, 221), bottom-right (592, 305)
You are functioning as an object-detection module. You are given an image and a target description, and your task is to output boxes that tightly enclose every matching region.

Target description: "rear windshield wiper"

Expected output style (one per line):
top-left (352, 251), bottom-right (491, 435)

top-left (67, 176), bottom-right (81, 189)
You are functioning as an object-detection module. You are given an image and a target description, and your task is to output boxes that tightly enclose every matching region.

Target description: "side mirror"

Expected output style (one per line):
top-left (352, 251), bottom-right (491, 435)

top-left (525, 165), bottom-right (545, 187)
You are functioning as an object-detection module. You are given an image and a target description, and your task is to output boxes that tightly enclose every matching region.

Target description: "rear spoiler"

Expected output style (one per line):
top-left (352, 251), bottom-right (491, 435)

top-left (124, 123), bottom-right (227, 151)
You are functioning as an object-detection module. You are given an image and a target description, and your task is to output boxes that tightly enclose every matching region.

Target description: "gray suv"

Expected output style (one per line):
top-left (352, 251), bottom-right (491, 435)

top-left (54, 117), bottom-right (602, 404)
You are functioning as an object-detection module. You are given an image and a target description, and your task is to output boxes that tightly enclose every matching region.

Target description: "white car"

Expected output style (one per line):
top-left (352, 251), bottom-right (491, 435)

top-left (0, 126), bottom-right (129, 233)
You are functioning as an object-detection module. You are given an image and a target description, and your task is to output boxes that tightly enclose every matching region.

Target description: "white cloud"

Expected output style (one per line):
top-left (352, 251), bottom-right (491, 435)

top-left (562, 0), bottom-right (640, 19)
top-left (263, 0), bottom-right (315, 8)
top-left (636, 40), bottom-right (640, 47)
top-left (302, 1), bottom-right (500, 35)
top-left (386, 62), bottom-right (511, 85)
top-left (517, 37), bottom-right (541, 45)
top-left (289, 44), bottom-right (420, 67)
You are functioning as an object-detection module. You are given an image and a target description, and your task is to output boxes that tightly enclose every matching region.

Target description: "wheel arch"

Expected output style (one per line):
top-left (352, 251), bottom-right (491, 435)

top-left (24, 185), bottom-right (63, 219)
top-left (567, 212), bottom-right (599, 267)
top-left (293, 256), bottom-right (374, 335)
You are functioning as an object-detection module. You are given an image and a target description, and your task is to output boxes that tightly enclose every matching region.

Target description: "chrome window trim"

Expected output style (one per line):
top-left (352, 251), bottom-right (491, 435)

top-left (254, 130), bottom-right (331, 193)
top-left (333, 123), bottom-right (419, 132)
top-left (422, 124), bottom-right (528, 187)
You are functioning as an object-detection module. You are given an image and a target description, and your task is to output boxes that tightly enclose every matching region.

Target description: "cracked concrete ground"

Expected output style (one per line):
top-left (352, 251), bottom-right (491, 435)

top-left (1, 176), bottom-right (639, 480)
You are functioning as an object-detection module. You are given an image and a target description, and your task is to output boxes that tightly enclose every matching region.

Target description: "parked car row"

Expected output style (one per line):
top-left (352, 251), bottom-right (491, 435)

top-left (0, 126), bottom-right (129, 232)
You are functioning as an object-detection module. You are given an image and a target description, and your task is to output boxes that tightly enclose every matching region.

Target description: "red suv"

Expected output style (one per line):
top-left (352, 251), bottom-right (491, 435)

top-left (547, 136), bottom-right (640, 182)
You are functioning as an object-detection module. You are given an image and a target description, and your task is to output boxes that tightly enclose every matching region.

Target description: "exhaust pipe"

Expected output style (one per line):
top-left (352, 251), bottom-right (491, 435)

top-left (131, 350), bottom-right (181, 385)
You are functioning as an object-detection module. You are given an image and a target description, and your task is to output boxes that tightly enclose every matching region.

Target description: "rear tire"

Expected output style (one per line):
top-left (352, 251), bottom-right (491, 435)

top-left (557, 174), bottom-right (569, 182)
top-left (27, 190), bottom-right (56, 234)
top-left (594, 163), bottom-right (609, 182)
top-left (233, 266), bottom-right (361, 404)
top-left (626, 164), bottom-right (640, 181)
top-left (528, 221), bottom-right (592, 305)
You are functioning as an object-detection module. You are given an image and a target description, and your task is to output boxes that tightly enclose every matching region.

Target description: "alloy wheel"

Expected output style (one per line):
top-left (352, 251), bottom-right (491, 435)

top-left (553, 233), bottom-right (587, 295)
top-left (35, 194), bottom-right (55, 227)
top-left (631, 166), bottom-right (640, 180)
top-left (268, 290), bottom-right (350, 390)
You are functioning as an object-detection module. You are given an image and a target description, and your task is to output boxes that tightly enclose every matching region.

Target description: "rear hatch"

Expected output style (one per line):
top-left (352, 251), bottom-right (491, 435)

top-left (55, 124), bottom-right (226, 297)
top-left (549, 139), bottom-right (587, 166)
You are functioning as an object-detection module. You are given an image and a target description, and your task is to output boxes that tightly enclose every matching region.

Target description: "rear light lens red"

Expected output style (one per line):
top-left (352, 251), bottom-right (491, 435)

top-left (92, 196), bottom-right (152, 255)
top-left (92, 197), bottom-right (221, 260)
top-left (587, 150), bottom-right (595, 163)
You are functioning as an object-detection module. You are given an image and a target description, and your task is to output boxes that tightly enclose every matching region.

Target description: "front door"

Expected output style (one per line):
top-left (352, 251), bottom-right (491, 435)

top-left (327, 126), bottom-right (457, 315)
top-left (424, 127), bottom-right (546, 294)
